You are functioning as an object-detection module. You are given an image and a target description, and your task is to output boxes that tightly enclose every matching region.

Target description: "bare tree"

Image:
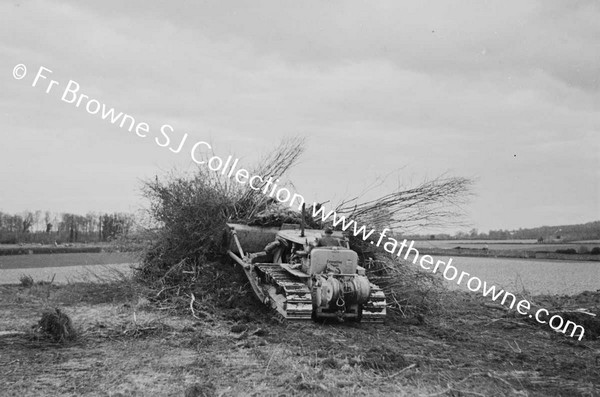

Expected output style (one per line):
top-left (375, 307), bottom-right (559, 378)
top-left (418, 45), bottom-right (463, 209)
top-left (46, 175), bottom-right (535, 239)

top-left (22, 212), bottom-right (34, 233)
top-left (85, 212), bottom-right (97, 235)
top-left (33, 210), bottom-right (42, 232)
top-left (44, 211), bottom-right (53, 233)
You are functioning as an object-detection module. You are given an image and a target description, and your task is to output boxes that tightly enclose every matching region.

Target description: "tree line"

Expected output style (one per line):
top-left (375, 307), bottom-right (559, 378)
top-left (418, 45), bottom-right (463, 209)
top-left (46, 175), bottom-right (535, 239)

top-left (409, 221), bottom-right (600, 242)
top-left (0, 210), bottom-right (136, 244)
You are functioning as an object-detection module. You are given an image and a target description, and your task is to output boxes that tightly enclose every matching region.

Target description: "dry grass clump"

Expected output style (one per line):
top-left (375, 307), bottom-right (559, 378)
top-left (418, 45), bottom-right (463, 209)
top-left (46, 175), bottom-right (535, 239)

top-left (37, 308), bottom-right (76, 342)
top-left (19, 274), bottom-right (34, 288)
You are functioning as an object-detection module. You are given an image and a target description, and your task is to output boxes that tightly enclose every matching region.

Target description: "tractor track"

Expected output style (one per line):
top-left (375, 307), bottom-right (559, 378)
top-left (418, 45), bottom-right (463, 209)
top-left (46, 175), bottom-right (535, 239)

top-left (256, 264), bottom-right (387, 323)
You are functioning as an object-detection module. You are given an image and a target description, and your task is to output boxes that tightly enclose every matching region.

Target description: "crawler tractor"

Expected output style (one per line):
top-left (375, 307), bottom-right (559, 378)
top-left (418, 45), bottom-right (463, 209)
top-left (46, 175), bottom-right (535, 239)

top-left (226, 223), bottom-right (387, 322)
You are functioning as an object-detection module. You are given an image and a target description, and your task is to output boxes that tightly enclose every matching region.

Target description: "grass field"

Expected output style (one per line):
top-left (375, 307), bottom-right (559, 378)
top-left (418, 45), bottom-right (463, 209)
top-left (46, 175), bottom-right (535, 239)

top-left (0, 252), bottom-right (136, 270)
top-left (1, 267), bottom-right (599, 396)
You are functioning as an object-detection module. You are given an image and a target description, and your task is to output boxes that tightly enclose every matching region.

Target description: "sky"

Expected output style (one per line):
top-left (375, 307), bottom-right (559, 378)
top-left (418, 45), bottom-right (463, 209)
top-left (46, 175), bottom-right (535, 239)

top-left (1, 0), bottom-right (599, 234)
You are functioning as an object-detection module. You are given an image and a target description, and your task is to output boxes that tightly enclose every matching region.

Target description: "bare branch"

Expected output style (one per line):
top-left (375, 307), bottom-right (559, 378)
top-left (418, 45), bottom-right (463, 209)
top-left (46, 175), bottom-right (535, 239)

top-left (335, 174), bottom-right (474, 233)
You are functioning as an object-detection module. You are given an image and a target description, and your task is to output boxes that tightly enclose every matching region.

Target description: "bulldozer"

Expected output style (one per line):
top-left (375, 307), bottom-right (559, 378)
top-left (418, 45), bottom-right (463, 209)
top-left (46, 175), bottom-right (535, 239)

top-left (226, 223), bottom-right (386, 322)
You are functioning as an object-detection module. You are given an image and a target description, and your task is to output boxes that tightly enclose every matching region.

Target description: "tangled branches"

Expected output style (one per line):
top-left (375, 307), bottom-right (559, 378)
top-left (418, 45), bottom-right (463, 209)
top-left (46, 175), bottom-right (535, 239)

top-left (138, 137), bottom-right (306, 284)
top-left (350, 235), bottom-right (444, 319)
top-left (235, 136), bottom-right (306, 221)
top-left (336, 174), bottom-right (473, 234)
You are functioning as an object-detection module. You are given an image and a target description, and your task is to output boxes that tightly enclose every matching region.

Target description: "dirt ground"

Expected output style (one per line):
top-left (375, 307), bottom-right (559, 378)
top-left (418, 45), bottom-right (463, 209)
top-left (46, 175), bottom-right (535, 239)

top-left (1, 274), bottom-right (599, 396)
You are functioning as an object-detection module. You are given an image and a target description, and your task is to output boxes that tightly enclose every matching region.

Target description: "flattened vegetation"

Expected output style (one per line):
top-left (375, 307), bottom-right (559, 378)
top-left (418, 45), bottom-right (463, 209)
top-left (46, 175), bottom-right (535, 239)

top-left (1, 281), bottom-right (599, 396)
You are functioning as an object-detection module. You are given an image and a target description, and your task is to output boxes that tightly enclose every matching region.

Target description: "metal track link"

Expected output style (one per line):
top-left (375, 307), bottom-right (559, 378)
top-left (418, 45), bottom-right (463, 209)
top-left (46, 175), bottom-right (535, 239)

top-left (256, 264), bottom-right (313, 320)
top-left (362, 283), bottom-right (387, 323)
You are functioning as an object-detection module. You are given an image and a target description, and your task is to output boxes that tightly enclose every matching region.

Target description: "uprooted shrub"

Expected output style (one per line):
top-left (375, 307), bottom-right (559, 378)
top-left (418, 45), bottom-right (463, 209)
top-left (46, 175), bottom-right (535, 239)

top-left (38, 308), bottom-right (76, 342)
top-left (137, 137), bottom-right (306, 287)
top-left (139, 170), bottom-right (236, 283)
top-left (19, 274), bottom-right (34, 288)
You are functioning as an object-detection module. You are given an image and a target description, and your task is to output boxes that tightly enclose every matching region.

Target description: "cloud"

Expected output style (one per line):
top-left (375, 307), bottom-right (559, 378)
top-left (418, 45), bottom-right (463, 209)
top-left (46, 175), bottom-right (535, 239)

top-left (1, 0), bottom-right (598, 232)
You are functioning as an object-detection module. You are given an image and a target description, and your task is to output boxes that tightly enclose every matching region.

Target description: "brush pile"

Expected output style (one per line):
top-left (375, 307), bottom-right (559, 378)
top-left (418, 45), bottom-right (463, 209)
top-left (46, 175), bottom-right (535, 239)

top-left (137, 137), bottom-right (471, 323)
top-left (138, 138), bottom-right (306, 286)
